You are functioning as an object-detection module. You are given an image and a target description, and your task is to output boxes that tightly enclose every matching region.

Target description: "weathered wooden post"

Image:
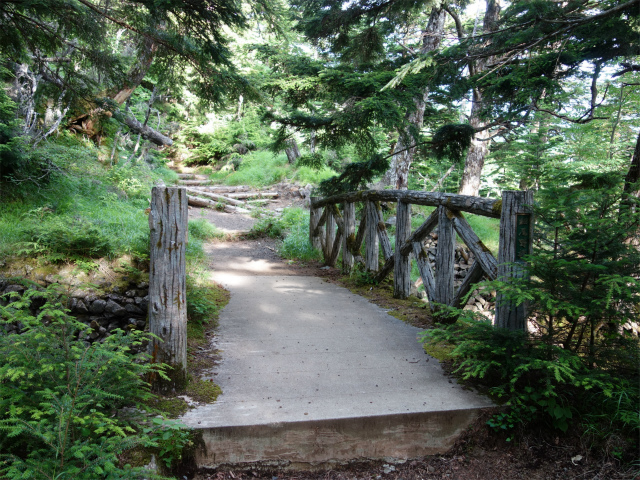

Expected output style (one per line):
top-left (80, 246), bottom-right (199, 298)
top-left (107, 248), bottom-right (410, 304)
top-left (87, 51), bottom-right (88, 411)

top-left (324, 208), bottom-right (336, 264)
top-left (309, 198), bottom-right (323, 251)
top-left (148, 185), bottom-right (188, 391)
top-left (365, 201), bottom-right (379, 272)
top-left (394, 200), bottom-right (411, 299)
top-left (495, 190), bottom-right (534, 330)
top-left (434, 205), bottom-right (455, 307)
top-left (342, 202), bottom-right (355, 274)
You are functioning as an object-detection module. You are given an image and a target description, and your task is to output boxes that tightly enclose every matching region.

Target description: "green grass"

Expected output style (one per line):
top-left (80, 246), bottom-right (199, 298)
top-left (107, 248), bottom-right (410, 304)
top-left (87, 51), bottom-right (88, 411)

top-left (0, 141), bottom-right (175, 261)
top-left (207, 150), bottom-right (338, 188)
top-left (188, 218), bottom-right (224, 241)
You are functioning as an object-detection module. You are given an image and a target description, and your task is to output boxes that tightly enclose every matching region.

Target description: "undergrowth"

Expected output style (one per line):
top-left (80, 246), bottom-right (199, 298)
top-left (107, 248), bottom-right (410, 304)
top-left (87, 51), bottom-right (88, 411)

top-left (0, 284), bottom-right (188, 479)
top-left (247, 207), bottom-right (322, 262)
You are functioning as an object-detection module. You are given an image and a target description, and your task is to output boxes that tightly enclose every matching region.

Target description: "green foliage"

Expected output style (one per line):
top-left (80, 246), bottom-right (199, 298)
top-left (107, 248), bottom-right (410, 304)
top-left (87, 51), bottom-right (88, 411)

top-left (186, 276), bottom-right (223, 327)
top-left (209, 150), bottom-right (290, 187)
top-left (421, 317), bottom-right (638, 443)
top-left (141, 418), bottom-right (193, 471)
top-left (0, 284), bottom-right (172, 479)
top-left (24, 215), bottom-right (113, 259)
top-left (421, 172), bottom-right (639, 455)
top-left (188, 219), bottom-right (224, 242)
top-left (0, 141), bottom-right (173, 261)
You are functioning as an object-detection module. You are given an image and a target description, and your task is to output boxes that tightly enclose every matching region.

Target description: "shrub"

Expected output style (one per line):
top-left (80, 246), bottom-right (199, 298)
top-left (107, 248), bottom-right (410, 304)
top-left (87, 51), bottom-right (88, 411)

top-left (0, 284), bottom-right (175, 479)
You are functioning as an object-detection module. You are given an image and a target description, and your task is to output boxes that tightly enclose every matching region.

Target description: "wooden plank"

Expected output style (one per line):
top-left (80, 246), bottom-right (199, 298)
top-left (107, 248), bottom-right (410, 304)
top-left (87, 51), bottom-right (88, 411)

top-left (310, 190), bottom-right (501, 218)
top-left (434, 205), bottom-right (455, 306)
top-left (149, 186), bottom-right (188, 391)
top-left (450, 210), bottom-right (498, 280)
top-left (452, 261), bottom-right (484, 309)
top-left (365, 201), bottom-right (379, 272)
top-left (352, 210), bottom-right (367, 256)
top-left (374, 255), bottom-right (395, 284)
top-left (342, 201), bottom-right (356, 274)
top-left (495, 191), bottom-right (534, 331)
top-left (324, 210), bottom-right (336, 263)
top-left (413, 242), bottom-right (436, 303)
top-left (328, 230), bottom-right (343, 267)
top-left (394, 201), bottom-right (412, 299)
top-left (399, 209), bottom-right (438, 256)
top-left (329, 204), bottom-right (345, 236)
top-left (312, 208), bottom-right (328, 237)
top-left (185, 187), bottom-right (247, 207)
top-left (309, 201), bottom-right (323, 252)
top-left (375, 201), bottom-right (394, 260)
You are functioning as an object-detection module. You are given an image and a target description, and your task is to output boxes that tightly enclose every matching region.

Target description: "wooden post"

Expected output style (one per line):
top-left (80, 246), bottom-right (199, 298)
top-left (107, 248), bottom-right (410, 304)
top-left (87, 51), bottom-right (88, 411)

top-left (324, 208), bottom-right (336, 265)
top-left (148, 185), bottom-right (188, 392)
top-left (495, 190), bottom-right (534, 331)
top-left (342, 202), bottom-right (355, 274)
top-left (394, 200), bottom-right (411, 299)
top-left (365, 201), bottom-right (379, 272)
top-left (309, 198), bottom-right (323, 251)
top-left (434, 205), bottom-right (455, 308)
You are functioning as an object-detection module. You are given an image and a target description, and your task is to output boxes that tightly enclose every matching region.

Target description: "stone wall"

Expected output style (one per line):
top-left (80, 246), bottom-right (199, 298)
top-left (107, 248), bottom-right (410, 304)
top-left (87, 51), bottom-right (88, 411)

top-left (0, 277), bottom-right (149, 344)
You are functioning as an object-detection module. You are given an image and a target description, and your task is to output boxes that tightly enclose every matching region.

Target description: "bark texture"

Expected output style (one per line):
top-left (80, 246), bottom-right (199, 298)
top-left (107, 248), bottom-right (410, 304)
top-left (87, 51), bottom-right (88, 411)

top-left (365, 201), bottom-right (380, 272)
top-left (342, 202), bottom-right (356, 274)
top-left (434, 205), bottom-right (455, 308)
top-left (393, 201), bottom-right (412, 299)
top-left (148, 186), bottom-right (188, 391)
top-left (495, 190), bottom-right (534, 331)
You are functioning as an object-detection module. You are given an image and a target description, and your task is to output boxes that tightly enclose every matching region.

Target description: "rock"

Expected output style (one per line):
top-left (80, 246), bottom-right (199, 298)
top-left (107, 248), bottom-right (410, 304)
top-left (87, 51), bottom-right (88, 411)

top-left (385, 216), bottom-right (397, 227)
top-left (72, 299), bottom-right (90, 314)
top-left (125, 303), bottom-right (144, 315)
top-left (107, 294), bottom-right (124, 303)
top-left (4, 284), bottom-right (24, 294)
top-left (105, 299), bottom-right (127, 316)
top-left (137, 281), bottom-right (149, 289)
top-left (125, 289), bottom-right (136, 298)
top-left (136, 319), bottom-right (146, 328)
top-left (89, 299), bottom-right (106, 314)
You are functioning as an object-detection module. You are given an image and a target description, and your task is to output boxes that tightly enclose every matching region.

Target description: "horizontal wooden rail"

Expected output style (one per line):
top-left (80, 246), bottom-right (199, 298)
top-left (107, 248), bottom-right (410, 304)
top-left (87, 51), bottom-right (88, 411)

top-left (310, 190), bottom-right (502, 218)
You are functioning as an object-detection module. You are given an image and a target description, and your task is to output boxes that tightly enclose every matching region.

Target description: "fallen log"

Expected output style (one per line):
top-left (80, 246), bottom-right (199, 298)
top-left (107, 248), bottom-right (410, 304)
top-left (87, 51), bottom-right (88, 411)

top-left (226, 192), bottom-right (279, 200)
top-left (185, 188), bottom-right (247, 207)
top-left (122, 113), bottom-right (173, 147)
top-left (185, 185), bottom-right (251, 193)
top-left (187, 195), bottom-right (251, 214)
top-left (246, 199), bottom-right (276, 204)
top-left (179, 179), bottom-right (212, 186)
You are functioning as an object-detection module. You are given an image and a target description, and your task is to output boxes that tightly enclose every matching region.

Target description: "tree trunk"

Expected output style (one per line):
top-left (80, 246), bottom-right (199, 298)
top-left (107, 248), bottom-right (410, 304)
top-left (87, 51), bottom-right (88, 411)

top-left (111, 35), bottom-right (158, 105)
top-left (382, 7), bottom-right (446, 189)
top-left (148, 186), bottom-right (188, 392)
top-left (285, 138), bottom-right (301, 164)
top-left (458, 0), bottom-right (501, 196)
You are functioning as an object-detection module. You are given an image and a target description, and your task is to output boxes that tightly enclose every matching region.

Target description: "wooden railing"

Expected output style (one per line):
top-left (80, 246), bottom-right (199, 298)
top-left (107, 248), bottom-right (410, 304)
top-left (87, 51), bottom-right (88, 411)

top-left (309, 190), bottom-right (534, 330)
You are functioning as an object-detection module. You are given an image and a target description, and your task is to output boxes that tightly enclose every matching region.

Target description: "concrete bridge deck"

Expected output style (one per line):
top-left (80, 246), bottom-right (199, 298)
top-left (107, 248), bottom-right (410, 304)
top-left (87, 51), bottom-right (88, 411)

top-left (180, 236), bottom-right (492, 470)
